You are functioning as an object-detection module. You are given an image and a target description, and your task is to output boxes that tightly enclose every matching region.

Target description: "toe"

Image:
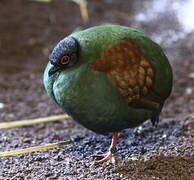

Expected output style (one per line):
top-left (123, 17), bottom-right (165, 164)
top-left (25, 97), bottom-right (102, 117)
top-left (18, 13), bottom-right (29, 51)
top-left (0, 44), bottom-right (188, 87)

top-left (94, 152), bottom-right (115, 165)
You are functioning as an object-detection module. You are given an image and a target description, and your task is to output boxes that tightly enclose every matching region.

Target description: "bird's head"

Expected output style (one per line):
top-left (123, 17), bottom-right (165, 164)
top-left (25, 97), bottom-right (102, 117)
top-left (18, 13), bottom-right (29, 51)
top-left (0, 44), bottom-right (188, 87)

top-left (48, 37), bottom-right (79, 76)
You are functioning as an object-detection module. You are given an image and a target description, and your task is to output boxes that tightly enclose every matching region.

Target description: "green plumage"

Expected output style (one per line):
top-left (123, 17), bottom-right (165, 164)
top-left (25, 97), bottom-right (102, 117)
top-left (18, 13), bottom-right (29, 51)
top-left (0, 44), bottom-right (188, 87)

top-left (43, 25), bottom-right (173, 134)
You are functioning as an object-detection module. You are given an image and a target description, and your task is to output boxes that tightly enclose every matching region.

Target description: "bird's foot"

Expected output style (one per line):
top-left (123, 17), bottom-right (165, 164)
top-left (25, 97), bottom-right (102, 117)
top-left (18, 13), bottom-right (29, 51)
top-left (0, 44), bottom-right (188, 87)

top-left (91, 150), bottom-right (115, 164)
top-left (90, 133), bottom-right (118, 165)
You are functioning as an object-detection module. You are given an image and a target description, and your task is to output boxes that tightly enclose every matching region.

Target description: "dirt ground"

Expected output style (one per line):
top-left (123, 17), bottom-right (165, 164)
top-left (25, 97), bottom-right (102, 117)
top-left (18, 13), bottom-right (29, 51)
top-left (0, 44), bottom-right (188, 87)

top-left (0, 0), bottom-right (194, 179)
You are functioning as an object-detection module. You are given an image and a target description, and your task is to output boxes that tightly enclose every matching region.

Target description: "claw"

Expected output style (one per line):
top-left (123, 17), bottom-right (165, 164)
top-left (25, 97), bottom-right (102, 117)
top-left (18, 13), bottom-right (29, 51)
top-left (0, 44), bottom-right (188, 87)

top-left (91, 151), bottom-right (115, 164)
top-left (90, 133), bottom-right (118, 164)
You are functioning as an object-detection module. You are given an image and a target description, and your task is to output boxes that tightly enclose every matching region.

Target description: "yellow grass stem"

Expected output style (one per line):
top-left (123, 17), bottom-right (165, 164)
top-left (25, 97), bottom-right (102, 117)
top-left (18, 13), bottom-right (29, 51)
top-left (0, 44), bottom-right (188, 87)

top-left (0, 140), bottom-right (72, 157)
top-left (0, 115), bottom-right (70, 129)
top-left (72, 0), bottom-right (89, 22)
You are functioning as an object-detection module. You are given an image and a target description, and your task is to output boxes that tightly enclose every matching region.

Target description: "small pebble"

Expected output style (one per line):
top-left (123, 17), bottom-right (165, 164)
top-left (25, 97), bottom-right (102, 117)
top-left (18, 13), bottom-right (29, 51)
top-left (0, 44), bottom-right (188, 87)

top-left (162, 134), bottom-right (167, 138)
top-left (188, 72), bottom-right (194, 78)
top-left (0, 102), bottom-right (5, 109)
top-left (128, 156), bottom-right (138, 161)
top-left (185, 88), bottom-right (192, 95)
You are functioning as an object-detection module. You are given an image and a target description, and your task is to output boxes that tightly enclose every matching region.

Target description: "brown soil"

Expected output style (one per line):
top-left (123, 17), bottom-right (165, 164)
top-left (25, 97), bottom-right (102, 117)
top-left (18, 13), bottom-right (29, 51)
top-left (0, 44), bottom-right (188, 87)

top-left (0, 0), bottom-right (194, 179)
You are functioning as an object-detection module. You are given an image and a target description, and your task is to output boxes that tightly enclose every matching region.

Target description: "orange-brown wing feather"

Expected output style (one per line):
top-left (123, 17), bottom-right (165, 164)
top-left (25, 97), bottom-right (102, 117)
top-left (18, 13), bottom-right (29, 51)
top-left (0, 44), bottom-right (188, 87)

top-left (91, 38), bottom-right (160, 109)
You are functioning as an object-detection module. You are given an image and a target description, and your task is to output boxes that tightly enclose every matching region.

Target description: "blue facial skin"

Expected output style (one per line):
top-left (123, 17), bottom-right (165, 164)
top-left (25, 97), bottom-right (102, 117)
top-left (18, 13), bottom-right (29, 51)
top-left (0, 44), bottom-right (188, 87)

top-left (48, 37), bottom-right (78, 76)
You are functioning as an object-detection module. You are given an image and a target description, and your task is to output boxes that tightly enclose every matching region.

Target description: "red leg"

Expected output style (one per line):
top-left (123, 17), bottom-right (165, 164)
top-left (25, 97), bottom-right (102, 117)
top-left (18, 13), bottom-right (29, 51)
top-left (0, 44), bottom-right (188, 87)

top-left (110, 132), bottom-right (118, 150)
top-left (91, 133), bottom-right (118, 164)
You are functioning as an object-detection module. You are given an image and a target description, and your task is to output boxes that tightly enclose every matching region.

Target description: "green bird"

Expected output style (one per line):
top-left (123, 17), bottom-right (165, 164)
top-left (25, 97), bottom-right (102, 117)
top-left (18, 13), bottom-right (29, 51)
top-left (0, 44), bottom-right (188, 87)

top-left (43, 25), bottom-right (173, 164)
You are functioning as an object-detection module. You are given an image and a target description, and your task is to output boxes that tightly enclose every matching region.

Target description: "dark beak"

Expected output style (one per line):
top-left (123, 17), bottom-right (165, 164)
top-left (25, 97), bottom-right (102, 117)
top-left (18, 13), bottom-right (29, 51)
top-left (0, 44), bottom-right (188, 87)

top-left (49, 66), bottom-right (60, 76)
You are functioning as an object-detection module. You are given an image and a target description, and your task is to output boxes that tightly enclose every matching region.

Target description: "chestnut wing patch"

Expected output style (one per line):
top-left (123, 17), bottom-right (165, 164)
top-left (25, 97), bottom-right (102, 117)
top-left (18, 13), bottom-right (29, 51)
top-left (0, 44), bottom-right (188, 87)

top-left (91, 38), bottom-right (160, 109)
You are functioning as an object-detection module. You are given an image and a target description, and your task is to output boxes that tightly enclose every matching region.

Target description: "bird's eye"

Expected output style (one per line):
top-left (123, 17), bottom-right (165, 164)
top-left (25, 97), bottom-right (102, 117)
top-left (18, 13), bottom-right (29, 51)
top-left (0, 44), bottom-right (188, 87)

top-left (60, 55), bottom-right (70, 65)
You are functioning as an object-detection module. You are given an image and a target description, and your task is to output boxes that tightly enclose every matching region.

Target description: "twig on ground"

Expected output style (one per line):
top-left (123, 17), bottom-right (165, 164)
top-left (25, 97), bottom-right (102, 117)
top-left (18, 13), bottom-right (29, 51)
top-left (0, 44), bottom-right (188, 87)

top-left (0, 140), bottom-right (72, 157)
top-left (71, 0), bottom-right (89, 22)
top-left (0, 114), bottom-right (70, 129)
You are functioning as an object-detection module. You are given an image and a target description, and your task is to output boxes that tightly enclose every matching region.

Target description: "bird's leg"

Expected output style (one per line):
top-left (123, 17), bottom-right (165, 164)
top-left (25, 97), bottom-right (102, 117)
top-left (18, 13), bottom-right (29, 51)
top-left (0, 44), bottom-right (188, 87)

top-left (91, 132), bottom-right (118, 164)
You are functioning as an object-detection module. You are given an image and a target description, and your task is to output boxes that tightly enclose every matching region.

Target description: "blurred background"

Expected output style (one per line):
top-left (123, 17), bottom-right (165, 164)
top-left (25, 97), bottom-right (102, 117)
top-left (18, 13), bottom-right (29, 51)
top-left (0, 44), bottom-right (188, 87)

top-left (0, 0), bottom-right (193, 122)
top-left (0, 0), bottom-right (194, 179)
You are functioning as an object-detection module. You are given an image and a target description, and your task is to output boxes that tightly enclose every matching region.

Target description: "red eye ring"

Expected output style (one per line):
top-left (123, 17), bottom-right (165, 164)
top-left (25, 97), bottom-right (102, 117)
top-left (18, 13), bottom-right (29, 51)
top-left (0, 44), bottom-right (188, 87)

top-left (60, 55), bottom-right (70, 65)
